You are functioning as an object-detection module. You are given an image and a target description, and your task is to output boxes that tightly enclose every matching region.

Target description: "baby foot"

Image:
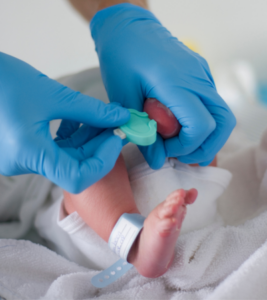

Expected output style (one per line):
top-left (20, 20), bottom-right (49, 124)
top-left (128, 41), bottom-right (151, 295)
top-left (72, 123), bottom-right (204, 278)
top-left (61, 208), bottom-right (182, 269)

top-left (128, 188), bottom-right (198, 278)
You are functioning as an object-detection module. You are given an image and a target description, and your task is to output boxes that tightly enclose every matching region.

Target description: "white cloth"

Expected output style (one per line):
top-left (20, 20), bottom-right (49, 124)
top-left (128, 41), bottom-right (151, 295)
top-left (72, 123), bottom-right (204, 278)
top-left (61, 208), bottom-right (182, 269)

top-left (1, 68), bottom-right (267, 299)
top-left (34, 152), bottom-right (231, 270)
top-left (1, 128), bottom-right (267, 300)
top-left (128, 152), bottom-right (232, 234)
top-left (0, 174), bottom-right (52, 240)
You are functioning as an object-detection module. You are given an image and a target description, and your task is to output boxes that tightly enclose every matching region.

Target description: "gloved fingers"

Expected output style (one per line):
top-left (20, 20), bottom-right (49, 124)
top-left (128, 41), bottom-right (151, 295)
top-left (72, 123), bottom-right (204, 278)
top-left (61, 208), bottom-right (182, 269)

top-left (150, 88), bottom-right (216, 157)
top-left (178, 105), bottom-right (236, 164)
top-left (62, 129), bottom-right (116, 161)
top-left (138, 133), bottom-right (166, 170)
top-left (56, 124), bottom-right (104, 149)
top-left (54, 120), bottom-right (80, 142)
top-left (36, 133), bottom-right (123, 194)
top-left (47, 82), bottom-right (130, 128)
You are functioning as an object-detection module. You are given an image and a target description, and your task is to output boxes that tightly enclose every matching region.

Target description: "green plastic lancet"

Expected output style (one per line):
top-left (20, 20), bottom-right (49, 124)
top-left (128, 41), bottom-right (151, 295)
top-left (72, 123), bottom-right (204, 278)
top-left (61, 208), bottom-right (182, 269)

top-left (114, 109), bottom-right (157, 146)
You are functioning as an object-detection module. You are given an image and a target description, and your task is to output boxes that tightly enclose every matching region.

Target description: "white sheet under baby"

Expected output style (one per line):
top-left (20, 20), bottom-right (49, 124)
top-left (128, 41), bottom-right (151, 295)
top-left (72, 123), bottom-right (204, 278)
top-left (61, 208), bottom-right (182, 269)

top-left (35, 191), bottom-right (114, 270)
top-left (130, 159), bottom-right (232, 233)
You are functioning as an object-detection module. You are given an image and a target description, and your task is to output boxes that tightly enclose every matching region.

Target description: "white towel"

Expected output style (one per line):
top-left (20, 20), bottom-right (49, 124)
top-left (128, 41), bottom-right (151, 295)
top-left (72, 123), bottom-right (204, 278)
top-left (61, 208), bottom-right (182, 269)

top-left (0, 174), bottom-right (51, 240)
top-left (1, 212), bottom-right (267, 299)
top-left (0, 128), bottom-right (267, 299)
top-left (1, 68), bottom-right (267, 299)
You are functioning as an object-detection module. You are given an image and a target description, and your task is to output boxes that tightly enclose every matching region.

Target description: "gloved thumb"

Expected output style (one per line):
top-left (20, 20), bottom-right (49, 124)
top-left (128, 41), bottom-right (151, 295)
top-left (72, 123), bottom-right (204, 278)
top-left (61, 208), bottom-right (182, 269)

top-left (45, 79), bottom-right (130, 128)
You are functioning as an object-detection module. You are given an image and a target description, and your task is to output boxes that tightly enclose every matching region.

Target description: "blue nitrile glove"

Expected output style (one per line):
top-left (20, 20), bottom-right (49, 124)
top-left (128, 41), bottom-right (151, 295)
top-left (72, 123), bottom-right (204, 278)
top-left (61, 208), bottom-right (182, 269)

top-left (90, 4), bottom-right (236, 168)
top-left (56, 125), bottom-right (123, 163)
top-left (0, 52), bottom-right (130, 193)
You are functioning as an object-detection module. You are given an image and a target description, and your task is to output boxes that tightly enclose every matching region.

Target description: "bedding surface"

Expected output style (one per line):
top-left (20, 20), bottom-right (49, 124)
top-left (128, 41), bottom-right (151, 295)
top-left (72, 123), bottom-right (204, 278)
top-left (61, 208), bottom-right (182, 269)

top-left (0, 69), bottom-right (267, 299)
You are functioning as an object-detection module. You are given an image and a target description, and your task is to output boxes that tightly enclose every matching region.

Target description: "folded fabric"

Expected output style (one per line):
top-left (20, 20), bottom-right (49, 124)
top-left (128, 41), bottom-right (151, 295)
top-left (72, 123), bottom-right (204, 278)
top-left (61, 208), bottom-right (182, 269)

top-left (129, 154), bottom-right (232, 233)
top-left (2, 174), bottom-right (267, 299)
top-left (0, 174), bottom-right (52, 239)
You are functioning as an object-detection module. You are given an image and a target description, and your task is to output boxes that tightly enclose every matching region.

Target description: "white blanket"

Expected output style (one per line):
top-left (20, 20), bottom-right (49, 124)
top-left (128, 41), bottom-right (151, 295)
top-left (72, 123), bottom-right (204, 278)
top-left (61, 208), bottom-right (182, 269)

top-left (1, 68), bottom-right (267, 299)
top-left (33, 149), bottom-right (232, 272)
top-left (1, 127), bottom-right (267, 299)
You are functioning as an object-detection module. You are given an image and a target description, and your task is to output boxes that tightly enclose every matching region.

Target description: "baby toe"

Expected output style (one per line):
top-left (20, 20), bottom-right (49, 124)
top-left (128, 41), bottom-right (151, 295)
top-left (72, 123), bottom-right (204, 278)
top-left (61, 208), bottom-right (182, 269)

top-left (185, 188), bottom-right (198, 205)
top-left (165, 189), bottom-right (185, 204)
top-left (157, 217), bottom-right (178, 237)
top-left (159, 202), bottom-right (178, 219)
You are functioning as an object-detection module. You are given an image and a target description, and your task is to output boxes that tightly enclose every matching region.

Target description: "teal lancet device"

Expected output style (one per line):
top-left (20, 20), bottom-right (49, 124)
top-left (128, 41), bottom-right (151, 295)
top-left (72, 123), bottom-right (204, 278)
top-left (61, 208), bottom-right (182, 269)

top-left (114, 109), bottom-right (157, 146)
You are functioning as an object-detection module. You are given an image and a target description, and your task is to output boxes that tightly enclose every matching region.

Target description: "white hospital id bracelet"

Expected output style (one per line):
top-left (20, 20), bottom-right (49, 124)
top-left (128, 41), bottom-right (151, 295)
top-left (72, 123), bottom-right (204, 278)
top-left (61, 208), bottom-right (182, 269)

top-left (91, 213), bottom-right (145, 288)
top-left (109, 213), bottom-right (145, 260)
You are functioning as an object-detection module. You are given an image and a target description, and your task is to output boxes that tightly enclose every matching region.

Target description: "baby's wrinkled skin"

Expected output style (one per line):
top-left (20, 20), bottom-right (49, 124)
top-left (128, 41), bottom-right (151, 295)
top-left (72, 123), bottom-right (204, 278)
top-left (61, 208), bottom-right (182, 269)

top-left (63, 99), bottom-right (218, 278)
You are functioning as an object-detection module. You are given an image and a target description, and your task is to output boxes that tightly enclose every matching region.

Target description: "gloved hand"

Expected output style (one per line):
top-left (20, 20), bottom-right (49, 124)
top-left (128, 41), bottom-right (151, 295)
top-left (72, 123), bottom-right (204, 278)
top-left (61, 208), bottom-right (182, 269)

top-left (0, 52), bottom-right (130, 193)
top-left (56, 125), bottom-right (122, 164)
top-left (90, 4), bottom-right (236, 168)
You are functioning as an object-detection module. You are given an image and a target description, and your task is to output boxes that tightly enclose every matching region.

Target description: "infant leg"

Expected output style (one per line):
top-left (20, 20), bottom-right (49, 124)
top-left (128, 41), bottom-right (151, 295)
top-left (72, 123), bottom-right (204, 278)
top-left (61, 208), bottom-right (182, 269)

top-left (63, 154), bottom-right (197, 278)
top-left (64, 154), bottom-right (139, 242)
top-left (63, 98), bottom-right (199, 278)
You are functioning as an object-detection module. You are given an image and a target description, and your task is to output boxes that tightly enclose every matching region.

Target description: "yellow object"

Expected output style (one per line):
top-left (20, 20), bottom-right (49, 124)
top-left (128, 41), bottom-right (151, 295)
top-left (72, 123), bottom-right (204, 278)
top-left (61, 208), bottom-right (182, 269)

top-left (182, 40), bottom-right (200, 54)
